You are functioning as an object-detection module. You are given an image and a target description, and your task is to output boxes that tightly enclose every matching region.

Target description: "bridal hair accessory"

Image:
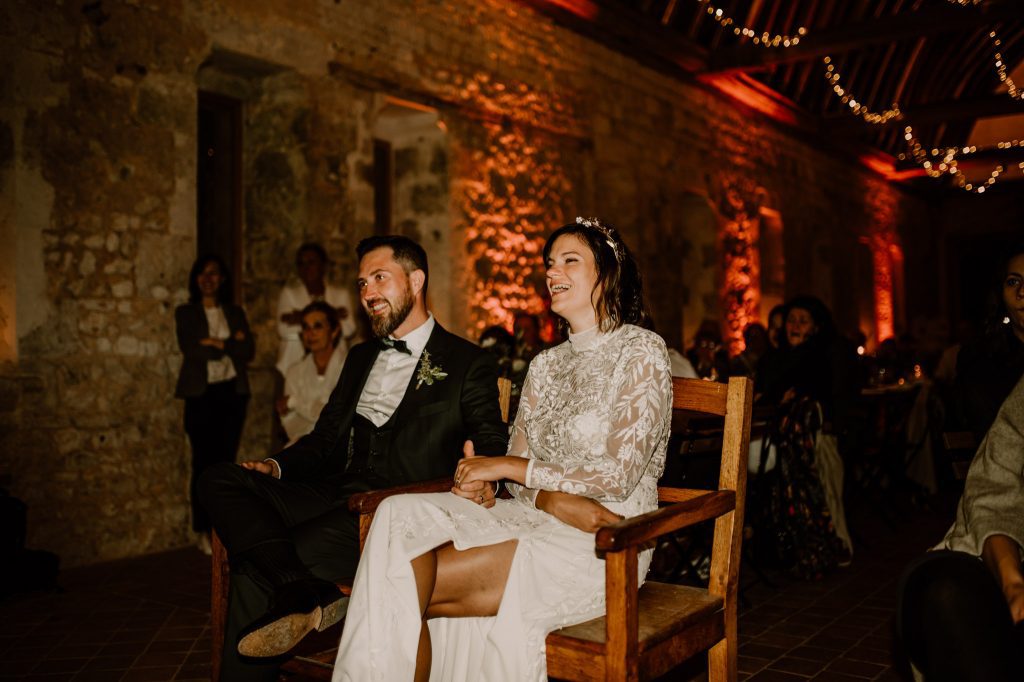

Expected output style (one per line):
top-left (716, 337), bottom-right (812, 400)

top-left (415, 350), bottom-right (448, 389)
top-left (576, 216), bottom-right (623, 263)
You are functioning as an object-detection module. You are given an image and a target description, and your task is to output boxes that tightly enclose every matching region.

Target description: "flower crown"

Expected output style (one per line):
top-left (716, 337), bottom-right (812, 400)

top-left (575, 216), bottom-right (623, 263)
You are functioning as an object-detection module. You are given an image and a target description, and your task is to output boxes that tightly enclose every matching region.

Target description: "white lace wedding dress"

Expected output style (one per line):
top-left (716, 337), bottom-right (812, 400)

top-left (332, 324), bottom-right (672, 681)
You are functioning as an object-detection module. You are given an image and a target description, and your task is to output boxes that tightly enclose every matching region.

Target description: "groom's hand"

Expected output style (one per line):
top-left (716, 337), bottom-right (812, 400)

top-left (241, 459), bottom-right (280, 478)
top-left (451, 440), bottom-right (496, 508)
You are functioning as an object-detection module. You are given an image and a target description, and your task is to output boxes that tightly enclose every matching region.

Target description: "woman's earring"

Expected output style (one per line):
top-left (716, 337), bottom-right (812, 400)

top-left (1004, 316), bottom-right (1011, 325)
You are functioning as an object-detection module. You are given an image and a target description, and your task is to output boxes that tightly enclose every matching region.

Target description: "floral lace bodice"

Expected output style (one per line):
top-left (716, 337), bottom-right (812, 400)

top-left (506, 324), bottom-right (672, 516)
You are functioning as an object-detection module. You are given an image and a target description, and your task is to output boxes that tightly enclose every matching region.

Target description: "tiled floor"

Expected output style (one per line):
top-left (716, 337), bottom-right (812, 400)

top-left (0, 493), bottom-right (952, 682)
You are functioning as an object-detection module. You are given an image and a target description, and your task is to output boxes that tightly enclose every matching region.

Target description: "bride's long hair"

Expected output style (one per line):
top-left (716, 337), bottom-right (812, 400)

top-left (542, 218), bottom-right (651, 333)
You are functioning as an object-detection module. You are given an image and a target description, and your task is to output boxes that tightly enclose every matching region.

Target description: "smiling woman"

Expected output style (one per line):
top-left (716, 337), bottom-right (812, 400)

top-left (174, 254), bottom-right (254, 554)
top-left (277, 301), bottom-right (344, 445)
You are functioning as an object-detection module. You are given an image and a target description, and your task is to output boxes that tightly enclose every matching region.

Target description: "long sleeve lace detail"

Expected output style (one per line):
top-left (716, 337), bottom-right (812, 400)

top-left (513, 325), bottom-right (671, 505)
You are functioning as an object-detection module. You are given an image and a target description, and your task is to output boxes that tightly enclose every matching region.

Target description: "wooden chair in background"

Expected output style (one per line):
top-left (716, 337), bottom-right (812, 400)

top-left (209, 377), bottom-right (512, 680)
top-left (941, 430), bottom-right (977, 481)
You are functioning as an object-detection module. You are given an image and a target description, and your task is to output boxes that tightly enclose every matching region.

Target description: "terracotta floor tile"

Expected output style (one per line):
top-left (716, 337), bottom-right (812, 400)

top-left (768, 656), bottom-right (829, 677)
top-left (118, 666), bottom-right (180, 682)
top-left (739, 655), bottom-right (773, 674)
top-left (748, 669), bottom-right (812, 681)
top-left (826, 657), bottom-right (887, 678)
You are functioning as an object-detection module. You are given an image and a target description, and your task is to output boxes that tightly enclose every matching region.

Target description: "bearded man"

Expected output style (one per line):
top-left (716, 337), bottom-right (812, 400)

top-left (199, 235), bottom-right (508, 681)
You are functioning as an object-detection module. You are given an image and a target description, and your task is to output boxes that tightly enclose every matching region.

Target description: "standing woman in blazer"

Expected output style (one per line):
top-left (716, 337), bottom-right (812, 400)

top-left (175, 255), bottom-right (254, 554)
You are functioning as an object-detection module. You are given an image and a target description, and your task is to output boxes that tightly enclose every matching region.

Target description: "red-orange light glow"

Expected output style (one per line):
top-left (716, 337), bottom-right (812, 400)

top-left (699, 74), bottom-right (801, 128)
top-left (459, 122), bottom-right (571, 335)
top-left (859, 152), bottom-right (925, 182)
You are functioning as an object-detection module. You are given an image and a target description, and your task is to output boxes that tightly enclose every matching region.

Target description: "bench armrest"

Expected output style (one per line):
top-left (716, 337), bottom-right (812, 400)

top-left (347, 477), bottom-right (453, 514)
top-left (595, 490), bottom-right (736, 552)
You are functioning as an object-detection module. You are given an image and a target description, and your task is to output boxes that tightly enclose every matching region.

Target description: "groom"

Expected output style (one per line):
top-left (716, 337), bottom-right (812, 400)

top-left (199, 235), bottom-right (509, 681)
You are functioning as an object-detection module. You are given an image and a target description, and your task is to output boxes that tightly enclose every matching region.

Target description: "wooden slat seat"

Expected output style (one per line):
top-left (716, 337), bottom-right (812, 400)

top-left (548, 582), bottom-right (725, 651)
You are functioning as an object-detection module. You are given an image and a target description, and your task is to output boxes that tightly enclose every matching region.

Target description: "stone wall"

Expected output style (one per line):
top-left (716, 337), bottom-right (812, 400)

top-left (2, 0), bottom-right (929, 565)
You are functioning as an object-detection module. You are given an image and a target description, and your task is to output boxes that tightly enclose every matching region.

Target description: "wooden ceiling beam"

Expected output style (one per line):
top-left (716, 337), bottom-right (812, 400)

top-left (706, 0), bottom-right (1024, 74)
top-left (514, 0), bottom-right (707, 74)
top-left (826, 93), bottom-right (1024, 133)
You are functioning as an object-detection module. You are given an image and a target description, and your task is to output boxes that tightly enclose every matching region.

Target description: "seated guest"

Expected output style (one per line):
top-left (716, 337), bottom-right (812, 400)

top-left (277, 301), bottom-right (345, 446)
top-left (513, 311), bottom-right (545, 364)
top-left (276, 242), bottom-right (357, 376)
top-left (730, 322), bottom-right (770, 379)
top-left (200, 236), bottom-right (508, 681)
top-left (898, 374), bottom-right (1024, 681)
top-left (754, 296), bottom-right (859, 572)
top-left (479, 324), bottom-right (516, 376)
top-left (955, 245), bottom-right (1024, 443)
top-left (686, 319), bottom-right (730, 382)
top-left (667, 347), bottom-right (699, 378)
top-left (331, 218), bottom-right (672, 680)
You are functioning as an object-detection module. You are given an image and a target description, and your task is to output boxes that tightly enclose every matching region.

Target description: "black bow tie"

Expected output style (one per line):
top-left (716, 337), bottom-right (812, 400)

top-left (379, 337), bottom-right (412, 354)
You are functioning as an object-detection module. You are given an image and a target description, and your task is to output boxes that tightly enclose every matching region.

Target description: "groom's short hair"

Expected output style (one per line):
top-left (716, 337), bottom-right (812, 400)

top-left (357, 235), bottom-right (429, 293)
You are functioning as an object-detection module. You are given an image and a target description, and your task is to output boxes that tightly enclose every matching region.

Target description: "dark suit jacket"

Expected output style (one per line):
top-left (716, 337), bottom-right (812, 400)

top-left (174, 302), bottom-right (255, 398)
top-left (276, 322), bottom-right (508, 488)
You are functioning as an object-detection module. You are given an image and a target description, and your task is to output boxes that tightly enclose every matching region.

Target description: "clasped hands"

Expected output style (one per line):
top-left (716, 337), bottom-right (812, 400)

top-left (452, 442), bottom-right (623, 533)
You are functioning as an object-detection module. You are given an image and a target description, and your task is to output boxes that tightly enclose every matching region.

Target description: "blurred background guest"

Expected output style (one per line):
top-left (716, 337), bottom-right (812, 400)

top-left (954, 245), bottom-right (1024, 443)
top-left (730, 322), bottom-right (770, 379)
top-left (513, 312), bottom-right (545, 365)
top-left (175, 255), bottom-right (254, 555)
top-left (276, 301), bottom-right (345, 446)
top-left (276, 242), bottom-right (357, 376)
top-left (754, 295), bottom-right (860, 569)
top-left (686, 319), bottom-right (730, 382)
top-left (767, 303), bottom-right (786, 350)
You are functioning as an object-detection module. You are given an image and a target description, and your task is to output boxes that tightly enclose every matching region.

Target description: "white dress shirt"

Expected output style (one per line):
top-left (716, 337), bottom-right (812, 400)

top-left (356, 315), bottom-right (435, 427)
top-left (203, 306), bottom-right (237, 384)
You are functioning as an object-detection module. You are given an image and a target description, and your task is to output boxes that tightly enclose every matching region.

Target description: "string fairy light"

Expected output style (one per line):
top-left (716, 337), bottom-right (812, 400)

top-left (990, 31), bottom-right (1022, 100)
top-left (697, 1), bottom-right (807, 47)
top-left (823, 57), bottom-right (902, 124)
top-left (900, 125), bottom-right (1023, 193)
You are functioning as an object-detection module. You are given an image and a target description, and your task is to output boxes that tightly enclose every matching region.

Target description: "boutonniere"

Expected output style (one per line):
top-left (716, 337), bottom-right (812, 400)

top-left (415, 350), bottom-right (448, 389)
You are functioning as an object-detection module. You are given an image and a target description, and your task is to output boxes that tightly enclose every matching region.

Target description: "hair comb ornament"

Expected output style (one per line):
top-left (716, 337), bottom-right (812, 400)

top-left (575, 216), bottom-right (623, 263)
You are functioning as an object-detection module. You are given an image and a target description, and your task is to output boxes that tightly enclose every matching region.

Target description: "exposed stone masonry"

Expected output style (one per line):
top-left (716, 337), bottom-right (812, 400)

top-left (3, 0), bottom-right (927, 565)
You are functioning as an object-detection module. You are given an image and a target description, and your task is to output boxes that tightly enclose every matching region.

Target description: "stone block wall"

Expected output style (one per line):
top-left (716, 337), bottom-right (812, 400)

top-left (3, 0), bottom-right (929, 565)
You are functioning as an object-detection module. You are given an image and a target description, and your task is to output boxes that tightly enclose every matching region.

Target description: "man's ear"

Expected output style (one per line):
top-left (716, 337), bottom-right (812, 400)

top-left (409, 269), bottom-right (426, 297)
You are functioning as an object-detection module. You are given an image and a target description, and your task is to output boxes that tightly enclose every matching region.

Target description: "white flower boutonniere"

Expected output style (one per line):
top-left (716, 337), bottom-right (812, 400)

top-left (415, 350), bottom-right (448, 389)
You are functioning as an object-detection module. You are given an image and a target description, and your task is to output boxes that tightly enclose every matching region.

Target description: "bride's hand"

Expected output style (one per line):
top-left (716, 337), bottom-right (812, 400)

top-left (454, 442), bottom-right (528, 486)
top-left (535, 490), bottom-right (623, 533)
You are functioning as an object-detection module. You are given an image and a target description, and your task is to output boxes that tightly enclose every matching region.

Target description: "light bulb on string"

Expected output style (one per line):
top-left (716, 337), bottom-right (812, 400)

top-left (699, 0), bottom-right (806, 47)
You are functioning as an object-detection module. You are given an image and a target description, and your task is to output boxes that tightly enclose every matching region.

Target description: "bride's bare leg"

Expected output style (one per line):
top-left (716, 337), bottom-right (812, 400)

top-left (425, 539), bottom-right (518, 618)
top-left (409, 539), bottom-right (519, 679)
top-left (410, 549), bottom-right (438, 682)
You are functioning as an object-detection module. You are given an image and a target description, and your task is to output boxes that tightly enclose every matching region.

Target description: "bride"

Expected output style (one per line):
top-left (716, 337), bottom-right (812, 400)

top-left (333, 218), bottom-right (672, 681)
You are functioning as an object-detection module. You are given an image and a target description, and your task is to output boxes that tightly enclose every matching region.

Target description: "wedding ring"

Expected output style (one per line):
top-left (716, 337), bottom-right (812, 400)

top-left (478, 494), bottom-right (484, 503)
top-left (455, 476), bottom-right (461, 486)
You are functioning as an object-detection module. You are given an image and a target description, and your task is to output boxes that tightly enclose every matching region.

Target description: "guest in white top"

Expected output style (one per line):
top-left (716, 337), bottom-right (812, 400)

top-left (276, 243), bottom-right (357, 375)
top-left (277, 301), bottom-right (345, 445)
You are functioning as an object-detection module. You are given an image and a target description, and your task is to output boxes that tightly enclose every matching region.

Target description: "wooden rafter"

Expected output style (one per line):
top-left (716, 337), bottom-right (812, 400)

top-left (706, 0), bottom-right (1024, 74)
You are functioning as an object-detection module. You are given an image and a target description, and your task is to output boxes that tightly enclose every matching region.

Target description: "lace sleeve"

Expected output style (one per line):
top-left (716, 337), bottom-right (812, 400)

top-left (527, 336), bottom-right (671, 502)
top-left (505, 358), bottom-right (541, 506)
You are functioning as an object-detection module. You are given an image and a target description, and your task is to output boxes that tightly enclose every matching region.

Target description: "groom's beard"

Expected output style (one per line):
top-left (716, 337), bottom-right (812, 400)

top-left (368, 288), bottom-right (415, 339)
